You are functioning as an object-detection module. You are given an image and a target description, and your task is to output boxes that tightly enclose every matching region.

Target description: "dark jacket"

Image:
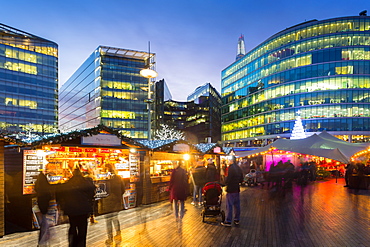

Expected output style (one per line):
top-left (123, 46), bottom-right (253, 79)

top-left (169, 166), bottom-right (188, 201)
top-left (192, 166), bottom-right (207, 186)
top-left (35, 172), bottom-right (52, 214)
top-left (225, 164), bottom-right (243, 193)
top-left (58, 172), bottom-right (95, 216)
top-left (102, 175), bottom-right (126, 213)
top-left (205, 163), bottom-right (218, 183)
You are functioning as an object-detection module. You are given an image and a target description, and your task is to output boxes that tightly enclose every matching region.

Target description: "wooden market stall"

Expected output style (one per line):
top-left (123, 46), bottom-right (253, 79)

top-left (5, 125), bottom-right (147, 231)
top-left (139, 139), bottom-right (201, 205)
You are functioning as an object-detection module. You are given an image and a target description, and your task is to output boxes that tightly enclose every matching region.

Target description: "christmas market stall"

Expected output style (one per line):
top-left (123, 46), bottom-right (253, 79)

top-left (138, 139), bottom-right (201, 204)
top-left (234, 131), bottom-right (370, 186)
top-left (5, 125), bottom-right (147, 231)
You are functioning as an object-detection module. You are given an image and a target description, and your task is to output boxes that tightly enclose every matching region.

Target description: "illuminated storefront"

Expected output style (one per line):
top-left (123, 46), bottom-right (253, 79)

top-left (0, 23), bottom-right (58, 134)
top-left (6, 126), bottom-right (145, 230)
top-left (59, 46), bottom-right (156, 140)
top-left (222, 15), bottom-right (370, 146)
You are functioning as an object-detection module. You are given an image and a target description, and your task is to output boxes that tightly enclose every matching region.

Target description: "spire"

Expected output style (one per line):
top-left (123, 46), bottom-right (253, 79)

top-left (236, 34), bottom-right (246, 60)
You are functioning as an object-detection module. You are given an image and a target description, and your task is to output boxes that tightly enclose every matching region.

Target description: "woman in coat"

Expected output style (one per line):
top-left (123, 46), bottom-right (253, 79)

top-left (169, 160), bottom-right (189, 221)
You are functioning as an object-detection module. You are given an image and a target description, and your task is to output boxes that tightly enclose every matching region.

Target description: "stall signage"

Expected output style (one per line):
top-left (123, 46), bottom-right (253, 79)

top-left (69, 147), bottom-right (82, 152)
top-left (85, 148), bottom-right (97, 152)
top-left (100, 148), bottom-right (111, 153)
top-left (82, 134), bottom-right (121, 146)
top-left (23, 150), bottom-right (44, 194)
top-left (50, 147), bottom-right (65, 152)
top-left (173, 143), bottom-right (190, 152)
top-left (129, 153), bottom-right (140, 182)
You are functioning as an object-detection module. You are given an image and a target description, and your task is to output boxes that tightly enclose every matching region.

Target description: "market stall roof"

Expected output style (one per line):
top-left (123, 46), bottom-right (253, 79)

top-left (235, 131), bottom-right (370, 163)
top-left (30, 125), bottom-right (146, 148)
top-left (138, 139), bottom-right (200, 153)
top-left (195, 143), bottom-right (230, 154)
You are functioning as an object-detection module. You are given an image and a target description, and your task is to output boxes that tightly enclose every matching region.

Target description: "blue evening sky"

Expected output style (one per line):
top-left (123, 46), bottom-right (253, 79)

top-left (1, 0), bottom-right (369, 100)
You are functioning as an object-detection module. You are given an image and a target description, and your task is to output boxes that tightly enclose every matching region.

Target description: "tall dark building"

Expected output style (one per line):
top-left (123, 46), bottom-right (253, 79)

top-left (156, 83), bottom-right (221, 143)
top-left (0, 23), bottom-right (58, 134)
top-left (154, 79), bottom-right (172, 131)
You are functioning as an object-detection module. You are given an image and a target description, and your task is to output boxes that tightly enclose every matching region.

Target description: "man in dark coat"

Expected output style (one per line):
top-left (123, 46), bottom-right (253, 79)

top-left (191, 160), bottom-right (207, 206)
top-left (205, 158), bottom-right (218, 183)
top-left (221, 156), bottom-right (243, 227)
top-left (169, 161), bottom-right (188, 221)
top-left (35, 170), bottom-right (52, 246)
top-left (59, 169), bottom-right (95, 247)
top-left (104, 171), bottom-right (125, 246)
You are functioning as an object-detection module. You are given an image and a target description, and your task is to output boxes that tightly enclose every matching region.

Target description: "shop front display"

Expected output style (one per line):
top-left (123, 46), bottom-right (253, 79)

top-left (13, 126), bottom-right (146, 230)
top-left (140, 140), bottom-right (200, 205)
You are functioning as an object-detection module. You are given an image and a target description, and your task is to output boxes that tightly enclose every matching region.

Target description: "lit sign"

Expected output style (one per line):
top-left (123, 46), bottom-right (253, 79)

top-left (173, 144), bottom-right (190, 152)
top-left (82, 134), bottom-right (121, 146)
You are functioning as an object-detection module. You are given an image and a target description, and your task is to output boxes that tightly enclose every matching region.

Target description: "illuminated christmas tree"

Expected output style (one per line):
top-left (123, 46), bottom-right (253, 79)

top-left (291, 110), bottom-right (306, 139)
top-left (153, 124), bottom-right (185, 140)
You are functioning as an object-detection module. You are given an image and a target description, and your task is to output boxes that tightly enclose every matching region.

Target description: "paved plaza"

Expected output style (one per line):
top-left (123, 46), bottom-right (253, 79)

top-left (1, 178), bottom-right (370, 247)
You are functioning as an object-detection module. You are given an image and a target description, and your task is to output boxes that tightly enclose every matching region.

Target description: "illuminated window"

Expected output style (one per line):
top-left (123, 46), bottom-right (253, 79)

top-left (335, 66), bottom-right (353, 75)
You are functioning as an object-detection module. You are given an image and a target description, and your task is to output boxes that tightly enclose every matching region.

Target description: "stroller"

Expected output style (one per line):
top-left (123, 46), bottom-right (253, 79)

top-left (244, 169), bottom-right (258, 186)
top-left (201, 182), bottom-right (225, 223)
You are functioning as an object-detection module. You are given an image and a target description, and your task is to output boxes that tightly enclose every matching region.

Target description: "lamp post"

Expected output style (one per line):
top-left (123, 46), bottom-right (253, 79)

top-left (140, 68), bottom-right (157, 140)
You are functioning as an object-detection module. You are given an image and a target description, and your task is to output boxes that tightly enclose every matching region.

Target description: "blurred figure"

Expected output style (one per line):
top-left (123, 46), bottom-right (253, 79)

top-left (59, 169), bottom-right (95, 247)
top-left (221, 156), bottom-right (243, 227)
top-left (35, 170), bottom-right (52, 247)
top-left (169, 160), bottom-right (188, 221)
top-left (104, 171), bottom-right (125, 246)
top-left (191, 160), bottom-right (207, 206)
top-left (344, 163), bottom-right (353, 187)
top-left (205, 158), bottom-right (218, 183)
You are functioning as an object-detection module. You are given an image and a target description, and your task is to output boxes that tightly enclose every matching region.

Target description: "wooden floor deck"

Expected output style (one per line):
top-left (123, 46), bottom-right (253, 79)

top-left (1, 178), bottom-right (370, 247)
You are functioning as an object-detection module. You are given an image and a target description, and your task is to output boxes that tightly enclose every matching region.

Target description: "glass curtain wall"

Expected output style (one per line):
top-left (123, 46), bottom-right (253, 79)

top-left (59, 46), bottom-right (153, 139)
top-left (0, 23), bottom-right (58, 134)
top-left (221, 16), bottom-right (370, 145)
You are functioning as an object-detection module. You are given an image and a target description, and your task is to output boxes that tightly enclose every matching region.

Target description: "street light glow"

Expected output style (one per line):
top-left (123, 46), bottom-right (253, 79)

top-left (140, 68), bottom-right (158, 78)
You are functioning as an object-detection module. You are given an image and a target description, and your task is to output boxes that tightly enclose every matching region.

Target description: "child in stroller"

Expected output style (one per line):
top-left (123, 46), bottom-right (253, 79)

top-left (201, 182), bottom-right (225, 223)
top-left (244, 169), bottom-right (258, 186)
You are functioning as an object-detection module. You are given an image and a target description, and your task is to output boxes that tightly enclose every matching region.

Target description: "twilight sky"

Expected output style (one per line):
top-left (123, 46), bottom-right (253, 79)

top-left (2, 0), bottom-right (369, 100)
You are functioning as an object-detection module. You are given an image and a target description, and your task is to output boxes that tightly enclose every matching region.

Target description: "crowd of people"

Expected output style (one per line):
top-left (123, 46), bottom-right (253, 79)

top-left (36, 155), bottom-right (370, 245)
top-left (35, 167), bottom-right (125, 247)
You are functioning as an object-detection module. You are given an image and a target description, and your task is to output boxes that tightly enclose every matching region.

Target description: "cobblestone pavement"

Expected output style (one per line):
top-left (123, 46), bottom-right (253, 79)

top-left (1, 178), bottom-right (370, 247)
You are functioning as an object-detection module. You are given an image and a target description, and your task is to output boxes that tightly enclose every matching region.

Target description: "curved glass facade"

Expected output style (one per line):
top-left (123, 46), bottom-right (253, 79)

top-left (221, 16), bottom-right (370, 145)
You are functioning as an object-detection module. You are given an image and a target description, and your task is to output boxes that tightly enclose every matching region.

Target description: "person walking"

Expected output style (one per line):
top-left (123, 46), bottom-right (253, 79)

top-left (169, 160), bottom-right (189, 221)
top-left (205, 158), bottom-right (218, 183)
top-left (58, 169), bottom-right (95, 247)
top-left (191, 160), bottom-right (207, 206)
top-left (221, 156), bottom-right (244, 227)
top-left (35, 170), bottom-right (52, 247)
top-left (104, 170), bottom-right (125, 246)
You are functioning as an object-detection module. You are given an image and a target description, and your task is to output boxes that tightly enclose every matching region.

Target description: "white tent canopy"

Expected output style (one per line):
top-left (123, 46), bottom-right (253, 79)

top-left (235, 131), bottom-right (370, 164)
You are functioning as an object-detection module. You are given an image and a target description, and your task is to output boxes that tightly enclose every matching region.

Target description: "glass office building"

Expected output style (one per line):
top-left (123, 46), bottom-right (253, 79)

top-left (221, 15), bottom-right (370, 146)
top-left (157, 83), bottom-right (221, 143)
top-left (59, 46), bottom-right (155, 139)
top-left (0, 23), bottom-right (58, 134)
